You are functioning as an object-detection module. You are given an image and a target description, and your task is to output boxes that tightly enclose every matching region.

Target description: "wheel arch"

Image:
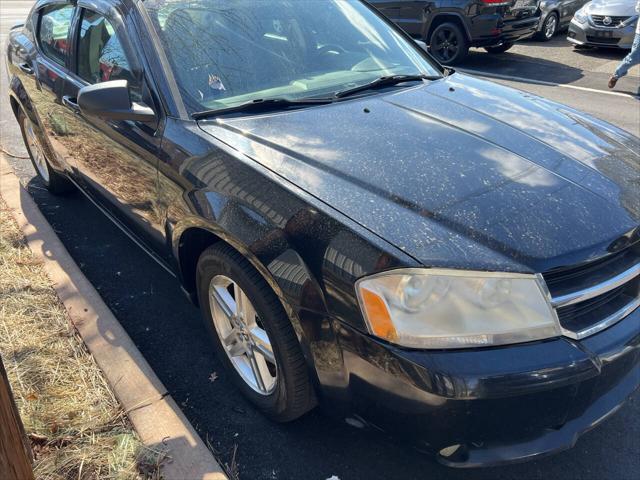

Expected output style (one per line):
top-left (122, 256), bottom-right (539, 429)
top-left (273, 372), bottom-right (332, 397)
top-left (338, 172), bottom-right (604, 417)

top-left (9, 94), bottom-right (20, 118)
top-left (538, 8), bottom-right (559, 30)
top-left (8, 77), bottom-right (64, 173)
top-left (172, 217), bottom-right (327, 396)
top-left (545, 9), bottom-right (560, 23)
top-left (174, 223), bottom-right (223, 303)
top-left (173, 219), bottom-right (308, 312)
top-left (424, 13), bottom-right (472, 43)
top-left (8, 77), bottom-right (37, 124)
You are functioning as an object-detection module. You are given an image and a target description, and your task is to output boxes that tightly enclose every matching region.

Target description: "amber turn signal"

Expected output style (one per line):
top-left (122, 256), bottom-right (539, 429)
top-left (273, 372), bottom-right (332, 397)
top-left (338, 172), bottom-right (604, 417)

top-left (359, 289), bottom-right (398, 342)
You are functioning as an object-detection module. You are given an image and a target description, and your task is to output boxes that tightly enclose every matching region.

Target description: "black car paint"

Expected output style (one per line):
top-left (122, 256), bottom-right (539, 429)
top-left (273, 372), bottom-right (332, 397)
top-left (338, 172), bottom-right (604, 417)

top-left (336, 307), bottom-right (639, 465)
top-left (6, 0), bottom-right (640, 466)
top-left (200, 76), bottom-right (640, 275)
top-left (368, 0), bottom-right (540, 47)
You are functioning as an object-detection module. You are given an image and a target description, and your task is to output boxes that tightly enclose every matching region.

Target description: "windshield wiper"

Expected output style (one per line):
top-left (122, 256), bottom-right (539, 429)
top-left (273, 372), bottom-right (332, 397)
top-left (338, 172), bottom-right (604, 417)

top-left (192, 97), bottom-right (334, 120)
top-left (334, 74), bottom-right (440, 99)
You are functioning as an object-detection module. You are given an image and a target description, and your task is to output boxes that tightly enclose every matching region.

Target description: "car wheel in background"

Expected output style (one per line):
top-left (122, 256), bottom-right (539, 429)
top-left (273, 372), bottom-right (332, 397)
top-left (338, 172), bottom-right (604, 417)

top-left (17, 110), bottom-right (74, 194)
top-left (484, 42), bottom-right (515, 54)
top-left (428, 23), bottom-right (469, 65)
top-left (196, 243), bottom-right (315, 422)
top-left (536, 13), bottom-right (558, 41)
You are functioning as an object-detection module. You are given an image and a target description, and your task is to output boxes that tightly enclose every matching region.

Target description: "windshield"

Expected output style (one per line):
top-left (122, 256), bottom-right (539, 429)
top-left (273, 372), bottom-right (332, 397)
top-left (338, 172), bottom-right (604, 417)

top-left (143, 0), bottom-right (441, 115)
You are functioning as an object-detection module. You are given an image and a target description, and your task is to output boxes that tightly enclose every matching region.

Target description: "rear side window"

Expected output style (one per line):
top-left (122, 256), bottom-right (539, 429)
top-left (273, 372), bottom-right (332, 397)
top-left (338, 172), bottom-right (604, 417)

top-left (37, 4), bottom-right (75, 66)
top-left (76, 10), bottom-right (136, 86)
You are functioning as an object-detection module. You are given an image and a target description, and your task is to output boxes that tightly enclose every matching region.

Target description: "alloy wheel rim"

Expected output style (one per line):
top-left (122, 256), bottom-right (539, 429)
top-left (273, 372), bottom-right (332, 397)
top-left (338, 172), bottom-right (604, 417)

top-left (23, 117), bottom-right (50, 183)
top-left (209, 275), bottom-right (277, 395)
top-left (433, 28), bottom-right (459, 62)
top-left (545, 16), bottom-right (557, 39)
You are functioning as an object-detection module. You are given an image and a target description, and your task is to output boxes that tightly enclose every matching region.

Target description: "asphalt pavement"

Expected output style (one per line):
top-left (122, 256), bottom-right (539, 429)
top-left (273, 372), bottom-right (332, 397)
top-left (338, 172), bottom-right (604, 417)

top-left (465, 35), bottom-right (640, 94)
top-left (459, 36), bottom-right (640, 135)
top-left (1, 2), bottom-right (639, 478)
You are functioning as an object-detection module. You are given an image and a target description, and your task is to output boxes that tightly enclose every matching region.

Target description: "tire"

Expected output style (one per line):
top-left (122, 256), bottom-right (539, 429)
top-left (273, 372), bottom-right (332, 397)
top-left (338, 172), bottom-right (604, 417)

top-left (428, 22), bottom-right (469, 65)
top-left (196, 243), bottom-right (315, 422)
top-left (535, 12), bottom-right (558, 41)
top-left (484, 42), bottom-right (515, 54)
top-left (17, 109), bottom-right (74, 194)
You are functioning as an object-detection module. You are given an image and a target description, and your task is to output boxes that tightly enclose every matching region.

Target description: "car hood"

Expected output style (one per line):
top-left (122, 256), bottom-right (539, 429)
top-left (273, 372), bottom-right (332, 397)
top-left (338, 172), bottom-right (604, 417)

top-left (198, 74), bottom-right (640, 273)
top-left (584, 0), bottom-right (638, 17)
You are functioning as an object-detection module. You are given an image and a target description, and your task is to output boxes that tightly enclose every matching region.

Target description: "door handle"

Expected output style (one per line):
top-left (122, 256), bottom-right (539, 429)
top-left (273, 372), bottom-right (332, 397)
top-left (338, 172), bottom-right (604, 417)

top-left (62, 95), bottom-right (80, 112)
top-left (18, 63), bottom-right (34, 75)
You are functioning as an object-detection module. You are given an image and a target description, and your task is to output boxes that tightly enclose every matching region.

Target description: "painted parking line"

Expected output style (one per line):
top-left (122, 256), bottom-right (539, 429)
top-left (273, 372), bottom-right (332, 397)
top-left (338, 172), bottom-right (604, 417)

top-left (459, 68), bottom-right (639, 99)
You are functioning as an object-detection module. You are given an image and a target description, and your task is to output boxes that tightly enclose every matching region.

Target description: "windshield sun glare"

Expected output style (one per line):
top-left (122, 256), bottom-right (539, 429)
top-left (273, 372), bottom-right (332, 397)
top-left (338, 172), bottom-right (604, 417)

top-left (143, 0), bottom-right (441, 115)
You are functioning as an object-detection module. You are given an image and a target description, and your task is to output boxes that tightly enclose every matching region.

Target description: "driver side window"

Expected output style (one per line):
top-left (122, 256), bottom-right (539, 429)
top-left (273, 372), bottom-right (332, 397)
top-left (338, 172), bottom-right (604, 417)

top-left (76, 10), bottom-right (141, 98)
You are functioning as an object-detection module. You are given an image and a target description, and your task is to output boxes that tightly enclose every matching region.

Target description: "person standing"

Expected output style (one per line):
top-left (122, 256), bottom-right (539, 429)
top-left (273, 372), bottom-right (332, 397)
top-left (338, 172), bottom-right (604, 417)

top-left (608, 0), bottom-right (640, 88)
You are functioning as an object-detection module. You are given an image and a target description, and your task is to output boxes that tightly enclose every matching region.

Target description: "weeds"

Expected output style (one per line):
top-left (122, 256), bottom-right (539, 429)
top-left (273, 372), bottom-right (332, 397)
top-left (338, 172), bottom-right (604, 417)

top-left (0, 200), bottom-right (162, 479)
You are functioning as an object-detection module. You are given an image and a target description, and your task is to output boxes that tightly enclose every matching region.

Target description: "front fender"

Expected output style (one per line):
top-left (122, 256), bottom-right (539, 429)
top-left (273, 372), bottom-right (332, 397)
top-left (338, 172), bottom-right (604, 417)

top-left (173, 211), bottom-right (329, 307)
top-left (171, 202), bottom-right (332, 394)
top-left (159, 117), bottom-right (419, 398)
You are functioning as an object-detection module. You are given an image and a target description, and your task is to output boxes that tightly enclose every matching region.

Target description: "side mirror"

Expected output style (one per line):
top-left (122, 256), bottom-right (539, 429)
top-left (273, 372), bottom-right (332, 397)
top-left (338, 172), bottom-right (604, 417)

top-left (78, 79), bottom-right (156, 123)
top-left (415, 39), bottom-right (427, 50)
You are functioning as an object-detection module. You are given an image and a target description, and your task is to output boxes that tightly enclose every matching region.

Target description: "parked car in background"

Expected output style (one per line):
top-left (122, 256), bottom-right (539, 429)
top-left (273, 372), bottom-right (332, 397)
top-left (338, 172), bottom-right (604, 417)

top-left (368, 0), bottom-right (539, 64)
top-left (568, 0), bottom-right (639, 48)
top-left (7, 0), bottom-right (640, 468)
top-left (534, 0), bottom-right (590, 40)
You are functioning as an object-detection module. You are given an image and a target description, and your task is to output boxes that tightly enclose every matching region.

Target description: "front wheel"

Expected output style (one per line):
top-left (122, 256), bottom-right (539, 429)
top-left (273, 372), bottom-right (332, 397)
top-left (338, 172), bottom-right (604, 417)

top-left (196, 243), bottom-right (315, 422)
top-left (428, 23), bottom-right (469, 65)
top-left (535, 13), bottom-right (558, 41)
top-left (484, 42), bottom-right (515, 54)
top-left (17, 110), bottom-right (74, 194)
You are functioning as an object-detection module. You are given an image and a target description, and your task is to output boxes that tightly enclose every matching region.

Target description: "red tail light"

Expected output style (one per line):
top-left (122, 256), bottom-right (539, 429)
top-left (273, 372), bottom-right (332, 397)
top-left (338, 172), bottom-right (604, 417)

top-left (481, 0), bottom-right (511, 4)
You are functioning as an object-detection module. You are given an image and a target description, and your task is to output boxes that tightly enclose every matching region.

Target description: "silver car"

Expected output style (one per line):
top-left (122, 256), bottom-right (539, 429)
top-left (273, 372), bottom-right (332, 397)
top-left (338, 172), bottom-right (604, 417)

top-left (535, 0), bottom-right (591, 41)
top-left (568, 0), bottom-right (639, 48)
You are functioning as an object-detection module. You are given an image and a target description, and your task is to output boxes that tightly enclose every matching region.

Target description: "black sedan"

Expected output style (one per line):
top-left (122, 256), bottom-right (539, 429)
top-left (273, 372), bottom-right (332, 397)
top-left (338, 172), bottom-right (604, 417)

top-left (6, 0), bottom-right (639, 467)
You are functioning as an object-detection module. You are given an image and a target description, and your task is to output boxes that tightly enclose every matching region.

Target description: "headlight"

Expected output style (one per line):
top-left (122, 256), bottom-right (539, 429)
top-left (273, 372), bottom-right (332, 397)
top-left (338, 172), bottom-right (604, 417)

top-left (574, 8), bottom-right (588, 24)
top-left (356, 269), bottom-right (560, 349)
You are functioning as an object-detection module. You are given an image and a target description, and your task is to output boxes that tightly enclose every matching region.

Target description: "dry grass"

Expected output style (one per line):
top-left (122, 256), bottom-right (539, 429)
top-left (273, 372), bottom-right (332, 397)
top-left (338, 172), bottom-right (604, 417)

top-left (0, 199), bottom-right (163, 480)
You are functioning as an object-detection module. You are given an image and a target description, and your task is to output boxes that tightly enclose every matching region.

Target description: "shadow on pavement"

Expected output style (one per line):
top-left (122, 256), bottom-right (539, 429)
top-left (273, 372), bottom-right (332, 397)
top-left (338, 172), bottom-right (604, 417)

top-left (458, 40), bottom-right (638, 95)
top-left (462, 49), bottom-right (586, 84)
top-left (571, 45), bottom-right (629, 61)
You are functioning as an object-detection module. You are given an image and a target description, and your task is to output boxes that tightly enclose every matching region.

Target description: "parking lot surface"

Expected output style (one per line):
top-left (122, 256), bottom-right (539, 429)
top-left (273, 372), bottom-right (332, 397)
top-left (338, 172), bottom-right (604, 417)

top-left (459, 36), bottom-right (640, 135)
top-left (1, 1), bottom-right (639, 478)
top-left (466, 35), bottom-right (640, 93)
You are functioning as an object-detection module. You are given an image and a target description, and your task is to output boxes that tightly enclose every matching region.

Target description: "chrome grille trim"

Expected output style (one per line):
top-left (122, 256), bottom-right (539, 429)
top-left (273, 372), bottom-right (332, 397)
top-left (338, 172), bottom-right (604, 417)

top-left (589, 15), bottom-right (632, 28)
top-left (551, 262), bottom-right (640, 308)
top-left (561, 297), bottom-right (640, 340)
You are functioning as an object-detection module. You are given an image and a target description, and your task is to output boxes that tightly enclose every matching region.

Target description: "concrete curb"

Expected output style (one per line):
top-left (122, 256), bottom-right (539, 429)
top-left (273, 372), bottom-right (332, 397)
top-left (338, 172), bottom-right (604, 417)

top-left (0, 155), bottom-right (226, 480)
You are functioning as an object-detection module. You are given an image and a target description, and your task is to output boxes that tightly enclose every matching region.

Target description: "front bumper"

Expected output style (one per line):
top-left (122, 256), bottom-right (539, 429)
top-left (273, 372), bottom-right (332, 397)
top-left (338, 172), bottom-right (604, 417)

top-left (329, 306), bottom-right (639, 467)
top-left (568, 20), bottom-right (637, 49)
